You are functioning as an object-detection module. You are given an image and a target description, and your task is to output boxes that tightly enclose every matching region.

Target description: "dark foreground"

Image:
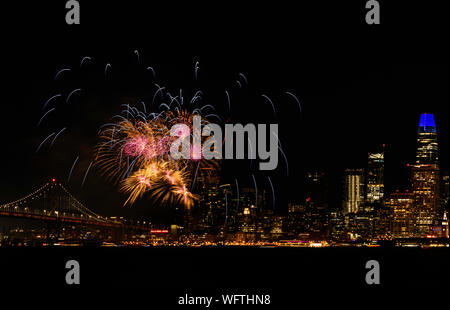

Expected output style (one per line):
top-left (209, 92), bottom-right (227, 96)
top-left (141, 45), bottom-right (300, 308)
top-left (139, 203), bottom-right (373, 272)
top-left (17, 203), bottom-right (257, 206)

top-left (0, 247), bottom-right (448, 298)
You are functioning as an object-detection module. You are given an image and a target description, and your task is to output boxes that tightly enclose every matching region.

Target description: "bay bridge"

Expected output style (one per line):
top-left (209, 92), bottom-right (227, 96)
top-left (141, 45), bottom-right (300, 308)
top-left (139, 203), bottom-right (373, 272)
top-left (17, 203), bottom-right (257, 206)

top-left (0, 179), bottom-right (151, 245)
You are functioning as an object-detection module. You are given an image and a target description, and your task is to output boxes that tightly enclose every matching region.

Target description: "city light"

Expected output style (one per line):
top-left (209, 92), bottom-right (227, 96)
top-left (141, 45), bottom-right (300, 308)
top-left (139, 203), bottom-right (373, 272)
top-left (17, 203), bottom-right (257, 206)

top-left (0, 113), bottom-right (447, 248)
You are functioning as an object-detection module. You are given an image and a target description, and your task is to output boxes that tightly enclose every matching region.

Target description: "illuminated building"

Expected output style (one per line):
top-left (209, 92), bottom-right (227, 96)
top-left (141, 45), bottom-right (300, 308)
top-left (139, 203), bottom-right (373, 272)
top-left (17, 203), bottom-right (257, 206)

top-left (415, 113), bottom-right (439, 166)
top-left (236, 188), bottom-right (259, 240)
top-left (373, 206), bottom-right (392, 239)
top-left (190, 167), bottom-right (222, 234)
top-left (411, 113), bottom-right (440, 237)
top-left (441, 173), bottom-right (449, 212)
top-left (411, 165), bottom-right (440, 236)
top-left (307, 209), bottom-right (329, 240)
top-left (343, 169), bottom-right (365, 214)
top-left (285, 203), bottom-right (308, 238)
top-left (344, 212), bottom-right (373, 241)
top-left (442, 173), bottom-right (449, 238)
top-left (305, 171), bottom-right (328, 210)
top-left (288, 203), bottom-right (305, 213)
top-left (218, 183), bottom-right (240, 236)
top-left (302, 171), bottom-right (329, 239)
top-left (284, 203), bottom-right (309, 239)
top-left (386, 191), bottom-right (414, 238)
top-left (442, 210), bottom-right (449, 238)
top-left (255, 209), bottom-right (275, 240)
top-left (366, 150), bottom-right (384, 204)
top-left (270, 215), bottom-right (284, 238)
top-left (329, 211), bottom-right (346, 241)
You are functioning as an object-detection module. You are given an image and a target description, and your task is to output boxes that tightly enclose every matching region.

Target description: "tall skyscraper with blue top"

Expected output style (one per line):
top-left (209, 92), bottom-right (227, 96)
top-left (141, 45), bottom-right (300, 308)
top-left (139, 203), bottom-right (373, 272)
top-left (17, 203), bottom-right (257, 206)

top-left (416, 113), bottom-right (439, 166)
top-left (412, 113), bottom-right (440, 237)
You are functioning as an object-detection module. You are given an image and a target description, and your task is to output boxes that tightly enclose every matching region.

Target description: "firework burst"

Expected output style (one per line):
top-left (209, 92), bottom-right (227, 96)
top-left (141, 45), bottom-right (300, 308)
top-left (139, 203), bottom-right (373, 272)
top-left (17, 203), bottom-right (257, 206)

top-left (95, 106), bottom-right (218, 207)
top-left (36, 50), bottom-right (300, 211)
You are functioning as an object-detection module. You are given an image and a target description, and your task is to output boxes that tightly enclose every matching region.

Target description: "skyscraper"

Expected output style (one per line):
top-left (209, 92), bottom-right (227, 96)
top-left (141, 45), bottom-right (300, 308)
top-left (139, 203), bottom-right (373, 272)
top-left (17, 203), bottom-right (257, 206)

top-left (305, 171), bottom-right (328, 210)
top-left (304, 171), bottom-right (329, 238)
top-left (411, 165), bottom-right (440, 236)
top-left (411, 113), bottom-right (440, 237)
top-left (366, 150), bottom-right (384, 204)
top-left (386, 191), bottom-right (414, 238)
top-left (441, 173), bottom-right (449, 211)
top-left (188, 166), bottom-right (221, 233)
top-left (415, 113), bottom-right (439, 166)
top-left (343, 169), bottom-right (365, 214)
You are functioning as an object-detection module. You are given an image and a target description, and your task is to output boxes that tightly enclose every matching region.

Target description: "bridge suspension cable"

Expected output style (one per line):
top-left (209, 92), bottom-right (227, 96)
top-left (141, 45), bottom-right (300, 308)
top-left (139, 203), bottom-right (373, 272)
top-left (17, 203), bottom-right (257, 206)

top-left (0, 181), bottom-right (109, 223)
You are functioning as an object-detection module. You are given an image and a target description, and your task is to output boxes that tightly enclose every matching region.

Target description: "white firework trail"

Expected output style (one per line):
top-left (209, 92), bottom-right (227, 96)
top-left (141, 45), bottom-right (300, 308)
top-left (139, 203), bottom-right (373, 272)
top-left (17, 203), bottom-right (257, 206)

top-left (225, 90), bottom-right (231, 113)
top-left (42, 94), bottom-right (61, 110)
top-left (36, 132), bottom-right (55, 153)
top-left (50, 127), bottom-right (67, 148)
top-left (81, 161), bottom-right (93, 188)
top-left (252, 174), bottom-right (258, 207)
top-left (285, 91), bottom-right (302, 116)
top-left (141, 101), bottom-right (147, 114)
top-left (152, 85), bottom-right (165, 105)
top-left (80, 56), bottom-right (92, 67)
top-left (267, 176), bottom-right (276, 210)
top-left (134, 50), bottom-right (140, 63)
top-left (238, 73), bottom-right (248, 86)
top-left (261, 94), bottom-right (276, 118)
top-left (272, 131), bottom-right (289, 176)
top-left (38, 108), bottom-right (56, 126)
top-left (54, 68), bottom-right (70, 80)
top-left (104, 63), bottom-right (111, 76)
top-left (67, 155), bottom-right (79, 183)
top-left (191, 161), bottom-right (201, 191)
top-left (66, 88), bottom-right (82, 104)
top-left (194, 61), bottom-right (199, 80)
top-left (146, 66), bottom-right (156, 78)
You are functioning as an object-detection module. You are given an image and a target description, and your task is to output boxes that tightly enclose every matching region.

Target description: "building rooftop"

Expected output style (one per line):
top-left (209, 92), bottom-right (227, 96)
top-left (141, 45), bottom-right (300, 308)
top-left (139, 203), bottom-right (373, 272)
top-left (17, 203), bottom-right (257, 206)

top-left (418, 113), bottom-right (436, 132)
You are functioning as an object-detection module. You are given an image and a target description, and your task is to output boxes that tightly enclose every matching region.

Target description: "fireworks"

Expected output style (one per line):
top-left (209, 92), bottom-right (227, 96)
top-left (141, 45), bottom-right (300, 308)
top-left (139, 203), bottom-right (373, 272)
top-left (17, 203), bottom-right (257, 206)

top-left (95, 108), bottom-right (216, 207)
top-left (36, 52), bottom-right (298, 210)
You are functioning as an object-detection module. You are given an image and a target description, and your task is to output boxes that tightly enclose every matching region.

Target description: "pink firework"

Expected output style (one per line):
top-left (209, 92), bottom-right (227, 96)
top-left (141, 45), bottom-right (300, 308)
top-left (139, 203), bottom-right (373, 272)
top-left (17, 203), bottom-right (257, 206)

top-left (123, 136), bottom-right (149, 157)
top-left (190, 144), bottom-right (203, 161)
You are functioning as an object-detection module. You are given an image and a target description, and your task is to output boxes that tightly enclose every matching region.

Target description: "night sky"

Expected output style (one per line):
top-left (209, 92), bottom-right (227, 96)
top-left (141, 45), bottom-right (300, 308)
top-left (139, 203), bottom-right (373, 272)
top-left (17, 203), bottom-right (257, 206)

top-left (1, 1), bottom-right (448, 224)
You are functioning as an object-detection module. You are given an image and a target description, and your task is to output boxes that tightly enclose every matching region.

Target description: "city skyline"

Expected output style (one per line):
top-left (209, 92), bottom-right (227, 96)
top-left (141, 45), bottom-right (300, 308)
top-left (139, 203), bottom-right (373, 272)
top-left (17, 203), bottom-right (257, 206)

top-left (0, 1), bottom-right (448, 244)
top-left (0, 0), bottom-right (449, 300)
top-left (1, 111), bottom-right (448, 246)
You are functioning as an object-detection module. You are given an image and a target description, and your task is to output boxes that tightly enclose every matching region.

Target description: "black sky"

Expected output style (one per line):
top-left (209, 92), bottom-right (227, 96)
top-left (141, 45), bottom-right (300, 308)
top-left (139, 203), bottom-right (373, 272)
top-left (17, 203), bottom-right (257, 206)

top-left (1, 1), bottom-right (448, 224)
